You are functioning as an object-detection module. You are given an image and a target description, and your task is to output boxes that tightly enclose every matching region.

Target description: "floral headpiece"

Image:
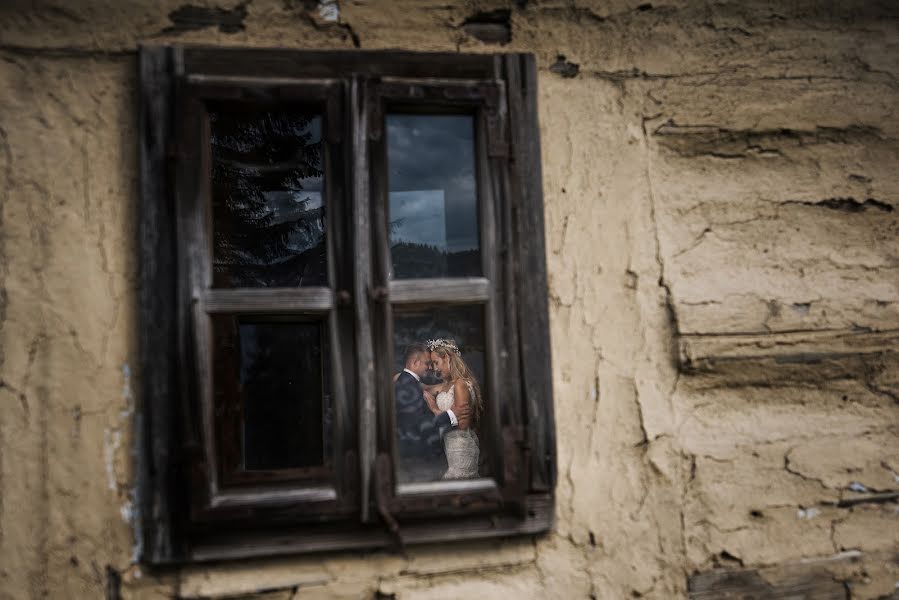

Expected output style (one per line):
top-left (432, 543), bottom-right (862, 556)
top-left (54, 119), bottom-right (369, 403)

top-left (426, 338), bottom-right (460, 355)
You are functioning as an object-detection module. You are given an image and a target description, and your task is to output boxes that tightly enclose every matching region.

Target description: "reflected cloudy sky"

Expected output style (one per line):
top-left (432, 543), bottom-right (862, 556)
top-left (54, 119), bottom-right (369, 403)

top-left (389, 190), bottom-right (446, 247)
top-left (387, 114), bottom-right (479, 254)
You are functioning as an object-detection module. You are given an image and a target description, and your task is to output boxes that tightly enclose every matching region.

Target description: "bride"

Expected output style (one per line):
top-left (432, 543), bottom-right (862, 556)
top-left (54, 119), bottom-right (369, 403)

top-left (424, 338), bottom-right (482, 479)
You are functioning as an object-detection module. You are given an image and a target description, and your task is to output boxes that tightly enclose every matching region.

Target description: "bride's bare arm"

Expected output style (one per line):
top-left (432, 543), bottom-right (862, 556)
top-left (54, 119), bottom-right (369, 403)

top-left (450, 380), bottom-right (473, 430)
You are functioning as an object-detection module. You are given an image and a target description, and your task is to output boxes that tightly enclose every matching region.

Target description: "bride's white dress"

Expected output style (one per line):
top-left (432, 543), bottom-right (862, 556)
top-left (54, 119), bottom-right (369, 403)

top-left (436, 383), bottom-right (479, 479)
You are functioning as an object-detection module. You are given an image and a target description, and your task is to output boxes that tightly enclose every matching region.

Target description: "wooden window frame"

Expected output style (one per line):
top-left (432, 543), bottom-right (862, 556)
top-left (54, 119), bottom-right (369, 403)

top-left (138, 45), bottom-right (555, 564)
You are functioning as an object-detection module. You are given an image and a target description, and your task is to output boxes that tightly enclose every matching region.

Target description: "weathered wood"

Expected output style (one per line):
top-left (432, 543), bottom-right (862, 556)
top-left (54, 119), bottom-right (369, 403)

top-left (376, 79), bottom-right (501, 105)
top-left (388, 278), bottom-right (490, 304)
top-left (139, 47), bottom-right (557, 562)
top-left (138, 44), bottom-right (180, 564)
top-left (176, 68), bottom-right (351, 527)
top-left (211, 314), bottom-right (242, 490)
top-left (210, 486), bottom-right (338, 509)
top-left (494, 56), bottom-right (525, 497)
top-left (380, 76), bottom-right (502, 87)
top-left (477, 103), bottom-right (502, 486)
top-left (836, 491), bottom-right (899, 507)
top-left (175, 79), bottom-right (220, 506)
top-left (689, 567), bottom-right (847, 600)
top-left (367, 78), bottom-right (399, 525)
top-left (323, 80), bottom-right (356, 510)
top-left (679, 328), bottom-right (899, 373)
top-left (200, 287), bottom-right (334, 313)
top-left (181, 46), bottom-right (497, 82)
top-left (351, 75), bottom-right (376, 523)
top-left (504, 54), bottom-right (556, 492)
top-left (396, 477), bottom-right (498, 497)
top-left (367, 73), bottom-right (538, 522)
top-left (187, 493), bottom-right (553, 562)
top-left (186, 73), bottom-right (340, 88)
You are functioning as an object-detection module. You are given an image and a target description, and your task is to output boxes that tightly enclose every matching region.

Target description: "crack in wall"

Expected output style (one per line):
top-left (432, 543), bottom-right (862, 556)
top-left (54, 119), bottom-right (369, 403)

top-left (298, 5), bottom-right (361, 48)
top-left (783, 197), bottom-right (894, 213)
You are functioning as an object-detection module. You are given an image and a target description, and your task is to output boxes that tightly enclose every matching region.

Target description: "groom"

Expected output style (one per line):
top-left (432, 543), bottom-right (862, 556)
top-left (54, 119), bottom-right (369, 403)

top-left (395, 343), bottom-right (456, 482)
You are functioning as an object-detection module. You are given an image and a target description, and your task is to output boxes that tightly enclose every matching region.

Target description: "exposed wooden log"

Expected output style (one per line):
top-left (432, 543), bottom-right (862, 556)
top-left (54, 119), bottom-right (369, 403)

top-left (679, 328), bottom-right (899, 373)
top-left (689, 567), bottom-right (846, 600)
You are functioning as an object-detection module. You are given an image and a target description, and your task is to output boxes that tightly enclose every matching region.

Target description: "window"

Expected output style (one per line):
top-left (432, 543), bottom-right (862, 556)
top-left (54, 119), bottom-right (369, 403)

top-left (138, 46), bottom-right (555, 563)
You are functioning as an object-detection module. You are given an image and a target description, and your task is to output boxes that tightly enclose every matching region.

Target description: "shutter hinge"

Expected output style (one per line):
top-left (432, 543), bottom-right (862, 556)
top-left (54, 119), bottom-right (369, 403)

top-left (374, 453), bottom-right (406, 556)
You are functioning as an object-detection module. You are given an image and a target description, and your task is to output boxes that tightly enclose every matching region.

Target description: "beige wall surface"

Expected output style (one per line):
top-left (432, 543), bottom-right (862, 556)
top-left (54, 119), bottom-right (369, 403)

top-left (1, 1), bottom-right (897, 598)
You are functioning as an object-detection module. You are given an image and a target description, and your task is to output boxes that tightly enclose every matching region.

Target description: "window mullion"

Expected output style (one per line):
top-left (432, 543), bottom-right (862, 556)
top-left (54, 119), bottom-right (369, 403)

top-left (366, 76), bottom-right (399, 524)
top-left (477, 102), bottom-right (512, 497)
top-left (324, 78), bottom-right (355, 510)
top-left (179, 83), bottom-right (219, 506)
top-left (504, 54), bottom-right (556, 493)
top-left (351, 75), bottom-right (377, 522)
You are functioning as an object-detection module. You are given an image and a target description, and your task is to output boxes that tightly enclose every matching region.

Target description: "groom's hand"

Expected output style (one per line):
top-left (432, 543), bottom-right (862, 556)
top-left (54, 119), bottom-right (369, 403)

top-left (452, 398), bottom-right (472, 430)
top-left (423, 390), bottom-right (438, 414)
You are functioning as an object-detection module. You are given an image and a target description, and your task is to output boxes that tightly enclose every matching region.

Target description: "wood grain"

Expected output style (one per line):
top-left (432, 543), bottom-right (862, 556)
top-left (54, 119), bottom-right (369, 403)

top-left (388, 278), bottom-right (490, 304)
top-left (505, 54), bottom-right (556, 493)
top-left (138, 44), bottom-right (180, 563)
top-left (689, 568), bottom-right (847, 600)
top-left (200, 287), bottom-right (334, 313)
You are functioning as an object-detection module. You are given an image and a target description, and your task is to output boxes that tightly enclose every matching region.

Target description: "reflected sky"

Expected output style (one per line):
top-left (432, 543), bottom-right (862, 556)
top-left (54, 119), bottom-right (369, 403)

top-left (389, 190), bottom-right (445, 247)
top-left (387, 114), bottom-right (479, 255)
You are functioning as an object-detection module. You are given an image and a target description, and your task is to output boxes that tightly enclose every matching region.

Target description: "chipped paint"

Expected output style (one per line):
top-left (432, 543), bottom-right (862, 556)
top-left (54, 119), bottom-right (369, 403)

top-left (797, 507), bottom-right (820, 520)
top-left (104, 428), bottom-right (122, 492)
top-left (318, 0), bottom-right (339, 23)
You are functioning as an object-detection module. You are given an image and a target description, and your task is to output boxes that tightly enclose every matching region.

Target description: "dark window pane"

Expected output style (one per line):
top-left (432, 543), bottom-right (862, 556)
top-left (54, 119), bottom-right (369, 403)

top-left (392, 305), bottom-right (489, 483)
top-left (387, 114), bottom-right (480, 279)
top-left (210, 105), bottom-right (327, 288)
top-left (213, 317), bottom-right (332, 474)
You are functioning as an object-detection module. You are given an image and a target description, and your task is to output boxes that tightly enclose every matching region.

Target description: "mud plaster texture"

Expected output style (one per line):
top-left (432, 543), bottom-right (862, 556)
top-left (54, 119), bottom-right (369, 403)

top-left (1, 1), bottom-right (898, 599)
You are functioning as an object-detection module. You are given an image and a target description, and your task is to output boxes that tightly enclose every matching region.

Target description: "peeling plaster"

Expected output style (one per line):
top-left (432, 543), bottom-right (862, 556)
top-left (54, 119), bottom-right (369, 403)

top-left (318, 0), bottom-right (339, 23)
top-left (104, 428), bottom-right (122, 492)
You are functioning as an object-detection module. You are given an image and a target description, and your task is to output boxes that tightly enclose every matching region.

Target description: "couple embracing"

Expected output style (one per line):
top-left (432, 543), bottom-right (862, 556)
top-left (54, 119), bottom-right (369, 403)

top-left (394, 339), bottom-right (482, 482)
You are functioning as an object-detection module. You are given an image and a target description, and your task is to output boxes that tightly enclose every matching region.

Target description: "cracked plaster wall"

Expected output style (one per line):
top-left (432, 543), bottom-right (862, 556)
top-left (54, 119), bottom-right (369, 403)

top-left (0, 1), bottom-right (897, 599)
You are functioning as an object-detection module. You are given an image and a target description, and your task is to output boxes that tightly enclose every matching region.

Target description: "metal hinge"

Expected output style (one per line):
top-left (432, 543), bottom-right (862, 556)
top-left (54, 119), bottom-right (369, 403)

top-left (374, 453), bottom-right (406, 556)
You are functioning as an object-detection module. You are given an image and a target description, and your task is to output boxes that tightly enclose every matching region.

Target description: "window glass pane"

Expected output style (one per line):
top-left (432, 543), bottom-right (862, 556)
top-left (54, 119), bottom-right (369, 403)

top-left (210, 105), bottom-right (327, 288)
top-left (213, 317), bottom-right (332, 474)
top-left (392, 305), bottom-right (490, 483)
top-left (387, 114), bottom-right (480, 279)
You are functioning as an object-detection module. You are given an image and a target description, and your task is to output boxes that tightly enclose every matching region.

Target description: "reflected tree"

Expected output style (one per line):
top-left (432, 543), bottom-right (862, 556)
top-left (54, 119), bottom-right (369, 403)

top-left (211, 107), bottom-right (327, 287)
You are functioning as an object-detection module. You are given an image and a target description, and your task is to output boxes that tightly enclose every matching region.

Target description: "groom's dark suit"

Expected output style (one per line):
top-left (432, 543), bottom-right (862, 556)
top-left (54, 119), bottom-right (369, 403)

top-left (395, 370), bottom-right (452, 482)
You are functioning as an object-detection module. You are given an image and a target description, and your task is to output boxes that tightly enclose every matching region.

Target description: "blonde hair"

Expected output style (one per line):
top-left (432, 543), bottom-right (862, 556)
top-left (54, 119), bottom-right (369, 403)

top-left (429, 339), bottom-right (483, 421)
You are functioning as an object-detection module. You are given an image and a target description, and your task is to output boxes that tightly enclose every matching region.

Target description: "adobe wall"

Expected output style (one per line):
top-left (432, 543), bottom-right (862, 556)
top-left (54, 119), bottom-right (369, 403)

top-left (0, 1), bottom-right (896, 598)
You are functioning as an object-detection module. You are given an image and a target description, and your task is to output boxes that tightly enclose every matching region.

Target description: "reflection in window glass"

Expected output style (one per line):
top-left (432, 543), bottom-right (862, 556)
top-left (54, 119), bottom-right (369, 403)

top-left (213, 317), bottom-right (332, 473)
top-left (387, 114), bottom-right (480, 279)
top-left (210, 106), bottom-right (327, 288)
top-left (392, 306), bottom-right (488, 483)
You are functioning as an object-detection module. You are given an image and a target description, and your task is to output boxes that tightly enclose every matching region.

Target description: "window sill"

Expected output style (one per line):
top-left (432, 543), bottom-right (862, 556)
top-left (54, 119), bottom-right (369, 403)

top-left (164, 494), bottom-right (553, 564)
